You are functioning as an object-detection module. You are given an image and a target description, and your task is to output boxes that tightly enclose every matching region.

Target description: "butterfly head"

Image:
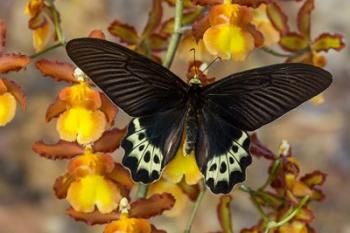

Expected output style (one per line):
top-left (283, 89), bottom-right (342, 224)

top-left (189, 74), bottom-right (202, 86)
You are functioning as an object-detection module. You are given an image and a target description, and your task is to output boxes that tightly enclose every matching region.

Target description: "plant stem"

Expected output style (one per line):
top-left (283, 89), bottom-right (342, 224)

top-left (240, 185), bottom-right (269, 222)
top-left (136, 183), bottom-right (149, 199)
top-left (261, 47), bottom-right (292, 58)
top-left (184, 182), bottom-right (206, 233)
top-left (47, 0), bottom-right (65, 44)
top-left (264, 195), bottom-right (310, 233)
top-left (259, 159), bottom-right (281, 191)
top-left (162, 0), bottom-right (184, 68)
top-left (29, 42), bottom-right (63, 58)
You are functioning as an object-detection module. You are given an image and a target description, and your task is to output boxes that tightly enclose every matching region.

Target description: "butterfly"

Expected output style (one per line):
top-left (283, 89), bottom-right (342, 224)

top-left (66, 38), bottom-right (332, 194)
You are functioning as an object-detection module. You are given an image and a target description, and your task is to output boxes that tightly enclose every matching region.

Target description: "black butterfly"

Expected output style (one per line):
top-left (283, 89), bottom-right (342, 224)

top-left (66, 38), bottom-right (332, 194)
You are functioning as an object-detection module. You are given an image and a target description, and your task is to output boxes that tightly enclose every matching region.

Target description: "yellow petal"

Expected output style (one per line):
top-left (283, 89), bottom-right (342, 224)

top-left (68, 149), bottom-right (115, 177)
top-left (56, 107), bottom-right (106, 144)
top-left (279, 221), bottom-right (308, 233)
top-left (67, 174), bottom-right (121, 214)
top-left (285, 173), bottom-right (313, 197)
top-left (203, 24), bottom-right (254, 61)
top-left (178, 34), bottom-right (215, 62)
top-left (312, 52), bottom-right (327, 68)
top-left (209, 3), bottom-right (239, 26)
top-left (0, 92), bottom-right (16, 126)
top-left (59, 82), bottom-right (102, 109)
top-left (148, 179), bottom-right (188, 217)
top-left (32, 21), bottom-right (54, 52)
top-left (310, 93), bottom-right (325, 105)
top-left (104, 214), bottom-right (152, 233)
top-left (25, 0), bottom-right (44, 16)
top-left (162, 143), bottom-right (202, 185)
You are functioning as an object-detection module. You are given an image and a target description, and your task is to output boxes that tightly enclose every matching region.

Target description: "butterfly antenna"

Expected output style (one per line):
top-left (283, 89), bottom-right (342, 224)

top-left (190, 48), bottom-right (199, 77)
top-left (202, 56), bottom-right (222, 73)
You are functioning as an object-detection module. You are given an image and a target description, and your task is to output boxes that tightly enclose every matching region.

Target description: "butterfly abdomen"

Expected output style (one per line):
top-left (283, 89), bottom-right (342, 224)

top-left (184, 106), bottom-right (198, 155)
top-left (184, 85), bottom-right (203, 155)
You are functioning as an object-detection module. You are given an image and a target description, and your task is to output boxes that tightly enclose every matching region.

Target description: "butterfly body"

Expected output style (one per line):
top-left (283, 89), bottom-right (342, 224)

top-left (66, 38), bottom-right (332, 194)
top-left (184, 84), bottom-right (203, 155)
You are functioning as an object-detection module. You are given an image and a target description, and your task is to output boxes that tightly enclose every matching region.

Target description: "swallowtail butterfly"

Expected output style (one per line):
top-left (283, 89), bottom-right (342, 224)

top-left (66, 38), bottom-right (332, 194)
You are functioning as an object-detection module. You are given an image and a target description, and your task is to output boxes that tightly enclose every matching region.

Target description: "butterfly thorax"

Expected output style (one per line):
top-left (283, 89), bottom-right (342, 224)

top-left (184, 84), bottom-right (203, 155)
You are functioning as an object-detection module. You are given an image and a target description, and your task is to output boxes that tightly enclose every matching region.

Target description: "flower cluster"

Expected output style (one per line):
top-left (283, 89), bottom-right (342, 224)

top-left (0, 0), bottom-right (345, 232)
top-left (29, 25), bottom-right (181, 231)
top-left (272, 0), bottom-right (345, 105)
top-left (241, 134), bottom-right (327, 233)
top-left (183, 0), bottom-right (279, 61)
top-left (107, 0), bottom-right (201, 62)
top-left (32, 49), bottom-right (132, 212)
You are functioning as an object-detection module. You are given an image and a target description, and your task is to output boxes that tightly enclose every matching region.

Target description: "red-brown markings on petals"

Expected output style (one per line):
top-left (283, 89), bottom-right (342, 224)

top-left (46, 98), bottom-right (67, 122)
top-left (92, 127), bottom-right (127, 153)
top-left (130, 193), bottom-right (176, 218)
top-left (89, 29), bottom-right (106, 39)
top-left (250, 133), bottom-right (275, 160)
top-left (0, 53), bottom-right (30, 73)
top-left (67, 208), bottom-right (119, 225)
top-left (99, 92), bottom-right (118, 126)
top-left (1, 78), bottom-right (26, 109)
top-left (35, 59), bottom-right (77, 83)
top-left (32, 140), bottom-right (84, 160)
top-left (53, 173), bottom-right (75, 199)
top-left (0, 19), bottom-right (6, 53)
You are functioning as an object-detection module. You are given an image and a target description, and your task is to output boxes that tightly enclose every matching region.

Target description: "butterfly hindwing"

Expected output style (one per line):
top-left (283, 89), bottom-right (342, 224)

top-left (202, 63), bottom-right (332, 131)
top-left (122, 108), bottom-right (186, 183)
top-left (66, 38), bottom-right (189, 117)
top-left (196, 107), bottom-right (252, 194)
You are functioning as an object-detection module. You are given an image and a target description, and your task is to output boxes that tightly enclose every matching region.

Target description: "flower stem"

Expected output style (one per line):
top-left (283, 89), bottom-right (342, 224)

top-left (240, 185), bottom-right (269, 222)
top-left (264, 195), bottom-right (310, 233)
top-left (29, 42), bottom-right (64, 58)
top-left (261, 47), bottom-right (292, 58)
top-left (162, 0), bottom-right (184, 68)
top-left (136, 183), bottom-right (149, 199)
top-left (47, 0), bottom-right (65, 44)
top-left (258, 159), bottom-right (281, 191)
top-left (184, 181), bottom-right (206, 233)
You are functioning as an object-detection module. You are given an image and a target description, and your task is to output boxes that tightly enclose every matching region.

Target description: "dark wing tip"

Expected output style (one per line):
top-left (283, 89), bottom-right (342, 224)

top-left (285, 62), bottom-right (333, 86)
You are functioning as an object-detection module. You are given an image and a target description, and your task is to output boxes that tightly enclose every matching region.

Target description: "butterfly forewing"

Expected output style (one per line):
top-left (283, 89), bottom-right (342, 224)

top-left (202, 63), bottom-right (332, 131)
top-left (66, 38), bottom-right (189, 117)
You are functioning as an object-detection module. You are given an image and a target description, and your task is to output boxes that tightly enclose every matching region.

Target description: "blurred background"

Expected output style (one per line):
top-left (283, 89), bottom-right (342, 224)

top-left (0, 0), bottom-right (349, 233)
